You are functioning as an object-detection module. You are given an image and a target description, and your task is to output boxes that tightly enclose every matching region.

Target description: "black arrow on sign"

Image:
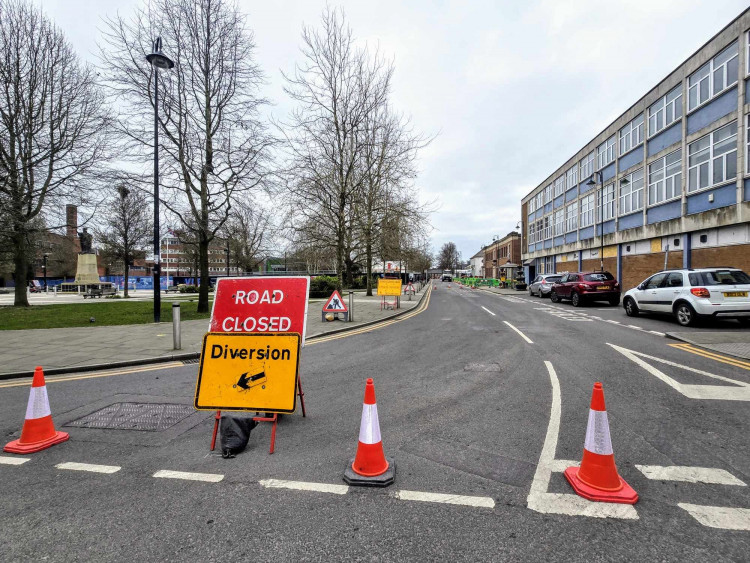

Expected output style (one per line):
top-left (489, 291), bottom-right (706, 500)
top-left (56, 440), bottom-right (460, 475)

top-left (236, 371), bottom-right (265, 390)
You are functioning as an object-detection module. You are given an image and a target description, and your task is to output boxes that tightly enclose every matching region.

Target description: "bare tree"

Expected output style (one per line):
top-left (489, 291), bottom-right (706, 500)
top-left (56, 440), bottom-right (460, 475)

top-left (224, 198), bottom-right (272, 274)
top-left (0, 0), bottom-right (108, 306)
top-left (101, 0), bottom-right (274, 313)
top-left (437, 242), bottom-right (461, 271)
top-left (95, 186), bottom-right (152, 297)
top-left (281, 7), bottom-right (391, 291)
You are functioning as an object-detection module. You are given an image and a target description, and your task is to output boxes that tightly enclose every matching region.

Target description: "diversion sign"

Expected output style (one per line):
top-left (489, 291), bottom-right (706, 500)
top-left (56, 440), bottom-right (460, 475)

top-left (194, 333), bottom-right (301, 413)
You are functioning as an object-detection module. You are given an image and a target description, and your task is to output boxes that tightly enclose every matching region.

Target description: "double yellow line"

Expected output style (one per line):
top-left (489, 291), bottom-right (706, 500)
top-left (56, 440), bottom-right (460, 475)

top-left (669, 342), bottom-right (750, 371)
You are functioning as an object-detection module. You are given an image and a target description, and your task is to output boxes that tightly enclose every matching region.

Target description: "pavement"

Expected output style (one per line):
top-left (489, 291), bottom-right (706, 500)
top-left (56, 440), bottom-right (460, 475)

top-left (0, 285), bottom-right (428, 378)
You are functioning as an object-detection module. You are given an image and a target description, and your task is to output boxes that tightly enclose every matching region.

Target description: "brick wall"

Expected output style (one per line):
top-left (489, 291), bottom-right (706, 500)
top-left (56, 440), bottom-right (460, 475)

top-left (557, 260), bottom-right (578, 273)
top-left (621, 251), bottom-right (683, 291)
top-left (692, 244), bottom-right (750, 273)
top-left (581, 257), bottom-right (617, 276)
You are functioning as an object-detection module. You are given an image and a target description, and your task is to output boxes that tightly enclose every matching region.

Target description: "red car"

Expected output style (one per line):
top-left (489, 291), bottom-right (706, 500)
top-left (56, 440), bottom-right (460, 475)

top-left (549, 271), bottom-right (620, 307)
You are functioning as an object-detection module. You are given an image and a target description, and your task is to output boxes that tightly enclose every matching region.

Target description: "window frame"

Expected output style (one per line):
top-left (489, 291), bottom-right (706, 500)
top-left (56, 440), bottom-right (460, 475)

top-left (687, 42), bottom-right (739, 111)
top-left (746, 114), bottom-right (750, 174)
top-left (566, 165), bottom-right (577, 191)
top-left (619, 168), bottom-right (644, 216)
top-left (619, 114), bottom-right (644, 155)
top-left (543, 215), bottom-right (552, 240)
top-left (597, 136), bottom-right (615, 170)
top-left (648, 149), bottom-right (682, 206)
top-left (565, 201), bottom-right (578, 232)
top-left (579, 151), bottom-right (595, 180)
top-left (648, 85), bottom-right (682, 138)
top-left (579, 193), bottom-right (595, 228)
top-left (554, 208), bottom-right (565, 236)
top-left (599, 183), bottom-right (616, 221)
top-left (554, 175), bottom-right (566, 197)
top-left (543, 184), bottom-right (552, 204)
top-left (687, 120), bottom-right (737, 194)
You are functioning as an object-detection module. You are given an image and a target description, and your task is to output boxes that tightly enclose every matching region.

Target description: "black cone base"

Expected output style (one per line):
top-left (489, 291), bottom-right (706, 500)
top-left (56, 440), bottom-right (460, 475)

top-left (343, 458), bottom-right (395, 487)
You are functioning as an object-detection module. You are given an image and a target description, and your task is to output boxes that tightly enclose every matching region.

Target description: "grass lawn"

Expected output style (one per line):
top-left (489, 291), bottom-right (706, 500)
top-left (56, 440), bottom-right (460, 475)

top-left (0, 300), bottom-right (212, 330)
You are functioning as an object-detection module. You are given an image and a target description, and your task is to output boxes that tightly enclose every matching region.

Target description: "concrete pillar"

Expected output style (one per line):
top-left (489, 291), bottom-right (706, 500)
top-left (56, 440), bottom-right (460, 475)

top-left (682, 233), bottom-right (691, 269)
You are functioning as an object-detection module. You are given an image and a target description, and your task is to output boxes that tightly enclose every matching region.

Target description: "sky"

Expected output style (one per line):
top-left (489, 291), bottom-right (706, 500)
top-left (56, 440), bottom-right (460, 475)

top-left (34, 0), bottom-right (750, 261)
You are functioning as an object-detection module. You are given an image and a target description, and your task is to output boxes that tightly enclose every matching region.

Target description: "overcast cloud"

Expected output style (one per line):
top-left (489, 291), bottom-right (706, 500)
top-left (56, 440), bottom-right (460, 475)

top-left (35, 0), bottom-right (750, 260)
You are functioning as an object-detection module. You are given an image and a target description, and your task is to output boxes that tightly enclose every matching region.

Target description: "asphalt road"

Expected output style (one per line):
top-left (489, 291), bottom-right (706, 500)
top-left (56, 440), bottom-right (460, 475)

top-left (1, 283), bottom-right (748, 561)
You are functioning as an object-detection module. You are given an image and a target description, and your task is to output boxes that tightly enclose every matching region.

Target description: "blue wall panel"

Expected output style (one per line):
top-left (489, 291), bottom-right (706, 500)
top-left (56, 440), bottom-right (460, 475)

top-left (619, 147), bottom-right (643, 172)
top-left (565, 187), bottom-right (578, 202)
top-left (544, 239), bottom-right (553, 249)
top-left (744, 178), bottom-right (750, 201)
top-left (544, 202), bottom-right (553, 214)
top-left (686, 87), bottom-right (737, 135)
top-left (554, 235), bottom-right (565, 247)
top-left (596, 219), bottom-right (616, 236)
top-left (565, 232), bottom-right (578, 244)
top-left (618, 212), bottom-right (644, 230)
top-left (579, 181), bottom-right (594, 195)
top-left (579, 226), bottom-right (595, 240)
top-left (553, 195), bottom-right (565, 209)
top-left (647, 122), bottom-right (682, 157)
top-left (647, 200), bottom-right (682, 224)
top-left (686, 183), bottom-right (737, 214)
top-left (602, 163), bottom-right (616, 182)
top-left (746, 79), bottom-right (750, 105)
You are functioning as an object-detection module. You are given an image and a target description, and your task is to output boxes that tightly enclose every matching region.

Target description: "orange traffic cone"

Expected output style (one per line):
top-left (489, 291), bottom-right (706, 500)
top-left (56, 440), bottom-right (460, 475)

top-left (343, 378), bottom-right (394, 487)
top-left (4, 367), bottom-right (69, 454)
top-left (564, 382), bottom-right (637, 504)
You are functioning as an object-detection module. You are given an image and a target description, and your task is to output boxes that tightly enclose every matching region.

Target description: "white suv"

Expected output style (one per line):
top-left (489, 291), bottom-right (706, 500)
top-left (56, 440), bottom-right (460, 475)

top-left (623, 267), bottom-right (750, 327)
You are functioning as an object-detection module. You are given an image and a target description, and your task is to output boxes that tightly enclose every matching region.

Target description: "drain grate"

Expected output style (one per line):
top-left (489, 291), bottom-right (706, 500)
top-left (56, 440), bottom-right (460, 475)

top-left (65, 402), bottom-right (196, 432)
top-left (183, 358), bottom-right (200, 365)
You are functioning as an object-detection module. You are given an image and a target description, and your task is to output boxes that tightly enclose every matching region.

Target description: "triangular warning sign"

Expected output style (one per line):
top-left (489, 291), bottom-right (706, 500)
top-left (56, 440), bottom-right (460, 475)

top-left (323, 290), bottom-right (348, 312)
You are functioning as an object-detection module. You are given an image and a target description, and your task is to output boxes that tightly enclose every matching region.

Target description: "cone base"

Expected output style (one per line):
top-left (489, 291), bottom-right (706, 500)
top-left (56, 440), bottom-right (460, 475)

top-left (343, 458), bottom-right (395, 487)
top-left (564, 466), bottom-right (638, 504)
top-left (3, 431), bottom-right (69, 454)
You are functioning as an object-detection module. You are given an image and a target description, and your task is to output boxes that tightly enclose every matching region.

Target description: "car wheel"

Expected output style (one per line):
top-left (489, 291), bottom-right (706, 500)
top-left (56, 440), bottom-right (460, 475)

top-left (529, 288), bottom-right (534, 296)
top-left (571, 292), bottom-right (582, 307)
top-left (674, 302), bottom-right (698, 327)
top-left (550, 291), bottom-right (559, 303)
top-left (608, 296), bottom-right (620, 307)
top-left (624, 297), bottom-right (639, 317)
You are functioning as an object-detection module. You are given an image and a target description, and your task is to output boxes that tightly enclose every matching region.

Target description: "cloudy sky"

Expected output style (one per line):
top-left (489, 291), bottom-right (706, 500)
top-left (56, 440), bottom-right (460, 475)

top-left (35, 0), bottom-right (750, 260)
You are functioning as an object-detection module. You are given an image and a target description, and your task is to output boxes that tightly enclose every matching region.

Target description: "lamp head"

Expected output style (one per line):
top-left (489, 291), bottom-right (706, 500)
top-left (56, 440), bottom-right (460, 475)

top-left (146, 37), bottom-right (174, 70)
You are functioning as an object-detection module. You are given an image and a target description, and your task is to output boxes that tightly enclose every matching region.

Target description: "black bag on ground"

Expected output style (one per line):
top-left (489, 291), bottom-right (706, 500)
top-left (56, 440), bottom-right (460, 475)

top-left (219, 415), bottom-right (257, 458)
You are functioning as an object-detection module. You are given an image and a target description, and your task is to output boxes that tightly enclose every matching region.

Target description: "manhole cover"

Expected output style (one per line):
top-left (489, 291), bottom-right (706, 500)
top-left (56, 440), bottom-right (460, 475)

top-left (65, 403), bottom-right (195, 432)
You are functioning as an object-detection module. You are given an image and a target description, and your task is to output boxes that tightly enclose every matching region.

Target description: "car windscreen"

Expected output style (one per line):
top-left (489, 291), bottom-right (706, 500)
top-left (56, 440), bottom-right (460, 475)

top-left (583, 273), bottom-right (614, 282)
top-left (689, 270), bottom-right (750, 286)
top-left (545, 276), bottom-right (562, 282)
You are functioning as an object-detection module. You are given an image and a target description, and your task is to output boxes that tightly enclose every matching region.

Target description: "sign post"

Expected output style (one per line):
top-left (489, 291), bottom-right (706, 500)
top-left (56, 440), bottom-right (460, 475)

top-left (377, 278), bottom-right (402, 310)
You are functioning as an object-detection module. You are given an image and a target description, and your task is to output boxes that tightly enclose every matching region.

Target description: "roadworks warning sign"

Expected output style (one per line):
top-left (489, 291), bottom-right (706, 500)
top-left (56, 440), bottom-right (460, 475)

top-left (322, 290), bottom-right (347, 312)
top-left (194, 333), bottom-right (301, 413)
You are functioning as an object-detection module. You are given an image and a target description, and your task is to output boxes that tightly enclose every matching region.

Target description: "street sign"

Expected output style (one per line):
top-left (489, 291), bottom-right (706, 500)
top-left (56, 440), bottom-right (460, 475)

top-left (322, 290), bottom-right (347, 312)
top-left (195, 333), bottom-right (301, 413)
top-left (210, 276), bottom-right (310, 342)
top-left (377, 278), bottom-right (402, 296)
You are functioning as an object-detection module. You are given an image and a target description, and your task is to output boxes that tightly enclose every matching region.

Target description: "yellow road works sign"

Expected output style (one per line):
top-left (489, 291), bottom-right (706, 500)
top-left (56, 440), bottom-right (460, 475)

top-left (195, 333), bottom-right (301, 413)
top-left (377, 278), bottom-right (402, 296)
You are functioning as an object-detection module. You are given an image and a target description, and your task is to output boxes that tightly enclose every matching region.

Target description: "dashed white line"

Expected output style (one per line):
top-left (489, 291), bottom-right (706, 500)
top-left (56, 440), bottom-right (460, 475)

top-left (678, 503), bottom-right (750, 531)
top-left (259, 479), bottom-right (348, 495)
top-left (480, 306), bottom-right (496, 316)
top-left (56, 462), bottom-right (121, 474)
top-left (627, 325), bottom-right (643, 330)
top-left (503, 321), bottom-right (533, 344)
top-left (396, 490), bottom-right (495, 508)
top-left (0, 456), bottom-right (30, 465)
top-left (635, 465), bottom-right (746, 486)
top-left (605, 320), bottom-right (621, 324)
top-left (649, 330), bottom-right (666, 336)
top-left (153, 469), bottom-right (224, 483)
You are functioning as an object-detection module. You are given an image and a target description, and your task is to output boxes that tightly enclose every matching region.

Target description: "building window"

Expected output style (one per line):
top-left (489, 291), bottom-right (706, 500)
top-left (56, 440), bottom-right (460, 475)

top-left (687, 121), bottom-right (737, 193)
top-left (528, 223), bottom-right (535, 245)
top-left (543, 216), bottom-right (552, 240)
top-left (619, 114), bottom-right (644, 155)
top-left (619, 168), bottom-right (644, 215)
top-left (687, 42), bottom-right (738, 111)
top-left (746, 114), bottom-right (750, 173)
top-left (528, 197), bottom-right (536, 214)
top-left (580, 151), bottom-right (595, 180)
top-left (648, 149), bottom-right (682, 205)
top-left (543, 184), bottom-right (552, 204)
top-left (648, 86), bottom-right (682, 137)
top-left (566, 165), bottom-right (577, 190)
top-left (554, 175), bottom-right (566, 197)
top-left (599, 183), bottom-right (615, 221)
top-left (747, 32), bottom-right (750, 75)
top-left (554, 209), bottom-right (564, 236)
top-left (597, 136), bottom-right (615, 170)
top-left (536, 219), bottom-right (544, 243)
top-left (565, 201), bottom-right (578, 232)
top-left (536, 192), bottom-right (543, 210)
top-left (579, 193), bottom-right (595, 228)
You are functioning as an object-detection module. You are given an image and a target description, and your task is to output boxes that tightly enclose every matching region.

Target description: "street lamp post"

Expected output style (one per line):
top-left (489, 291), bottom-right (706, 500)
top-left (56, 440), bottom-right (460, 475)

top-left (42, 253), bottom-right (48, 292)
top-left (146, 37), bottom-right (174, 323)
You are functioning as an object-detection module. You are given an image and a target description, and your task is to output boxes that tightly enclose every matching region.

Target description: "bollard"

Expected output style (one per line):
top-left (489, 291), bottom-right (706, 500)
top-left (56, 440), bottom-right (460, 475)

top-left (348, 291), bottom-right (354, 322)
top-left (172, 303), bottom-right (181, 350)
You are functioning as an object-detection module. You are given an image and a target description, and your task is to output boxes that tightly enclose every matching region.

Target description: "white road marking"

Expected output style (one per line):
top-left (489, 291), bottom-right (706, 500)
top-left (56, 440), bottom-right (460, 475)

top-left (503, 321), bottom-right (533, 344)
top-left (627, 325), bottom-right (643, 330)
top-left (396, 490), bottom-right (495, 508)
top-left (608, 344), bottom-right (750, 401)
top-left (0, 456), bottom-right (30, 465)
top-left (56, 462), bottom-right (120, 474)
top-left (649, 331), bottom-right (666, 336)
top-left (481, 306), bottom-right (496, 316)
top-left (605, 320), bottom-right (621, 324)
top-left (259, 479), bottom-right (349, 495)
top-left (526, 361), bottom-right (638, 520)
top-left (678, 503), bottom-right (750, 531)
top-left (153, 470), bottom-right (224, 483)
top-left (635, 465), bottom-right (746, 486)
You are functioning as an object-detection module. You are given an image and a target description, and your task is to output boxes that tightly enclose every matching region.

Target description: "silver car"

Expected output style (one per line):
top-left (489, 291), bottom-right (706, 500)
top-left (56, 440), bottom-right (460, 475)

top-left (529, 274), bottom-right (562, 297)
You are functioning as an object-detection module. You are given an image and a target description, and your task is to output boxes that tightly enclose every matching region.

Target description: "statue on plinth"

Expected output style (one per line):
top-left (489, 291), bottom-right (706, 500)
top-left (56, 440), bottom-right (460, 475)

top-left (78, 228), bottom-right (94, 254)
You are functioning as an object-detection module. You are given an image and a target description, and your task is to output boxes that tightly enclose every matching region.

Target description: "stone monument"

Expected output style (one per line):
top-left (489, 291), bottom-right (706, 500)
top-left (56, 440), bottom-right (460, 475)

top-left (73, 228), bottom-right (100, 285)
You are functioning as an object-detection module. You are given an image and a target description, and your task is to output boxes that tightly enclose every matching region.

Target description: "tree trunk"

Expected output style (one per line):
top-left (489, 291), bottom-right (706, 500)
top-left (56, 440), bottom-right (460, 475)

top-left (365, 240), bottom-right (373, 296)
top-left (198, 234), bottom-right (210, 313)
top-left (124, 263), bottom-right (130, 298)
top-left (12, 230), bottom-right (30, 307)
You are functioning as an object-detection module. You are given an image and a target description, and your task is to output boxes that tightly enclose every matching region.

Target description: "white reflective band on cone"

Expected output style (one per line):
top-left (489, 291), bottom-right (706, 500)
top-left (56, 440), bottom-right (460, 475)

top-left (584, 409), bottom-right (613, 455)
top-left (25, 386), bottom-right (51, 420)
top-left (358, 403), bottom-right (382, 444)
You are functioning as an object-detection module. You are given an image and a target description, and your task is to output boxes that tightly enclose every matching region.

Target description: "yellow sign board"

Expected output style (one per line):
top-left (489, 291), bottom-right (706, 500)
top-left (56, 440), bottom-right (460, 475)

top-left (194, 333), bottom-right (301, 413)
top-left (377, 278), bottom-right (402, 296)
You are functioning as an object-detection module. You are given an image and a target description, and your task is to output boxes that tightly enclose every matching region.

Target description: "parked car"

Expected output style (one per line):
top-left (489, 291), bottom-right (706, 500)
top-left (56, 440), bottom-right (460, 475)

top-left (623, 267), bottom-right (750, 327)
top-left (550, 271), bottom-right (620, 307)
top-left (529, 274), bottom-right (562, 297)
top-left (441, 274), bottom-right (452, 282)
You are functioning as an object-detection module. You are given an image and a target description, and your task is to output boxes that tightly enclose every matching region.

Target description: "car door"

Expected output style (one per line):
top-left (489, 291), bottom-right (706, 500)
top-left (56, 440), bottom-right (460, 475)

top-left (530, 275), bottom-right (541, 294)
top-left (558, 274), bottom-right (575, 298)
top-left (638, 273), bottom-right (668, 312)
top-left (655, 272), bottom-right (684, 313)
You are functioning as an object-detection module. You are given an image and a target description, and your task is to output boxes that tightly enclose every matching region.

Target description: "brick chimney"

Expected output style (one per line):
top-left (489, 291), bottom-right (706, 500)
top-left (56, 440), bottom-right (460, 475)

top-left (66, 205), bottom-right (78, 239)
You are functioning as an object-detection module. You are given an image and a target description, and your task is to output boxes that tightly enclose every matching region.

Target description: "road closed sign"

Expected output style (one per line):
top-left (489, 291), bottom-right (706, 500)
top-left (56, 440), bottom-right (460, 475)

top-left (210, 276), bottom-right (310, 341)
top-left (194, 333), bottom-right (301, 413)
